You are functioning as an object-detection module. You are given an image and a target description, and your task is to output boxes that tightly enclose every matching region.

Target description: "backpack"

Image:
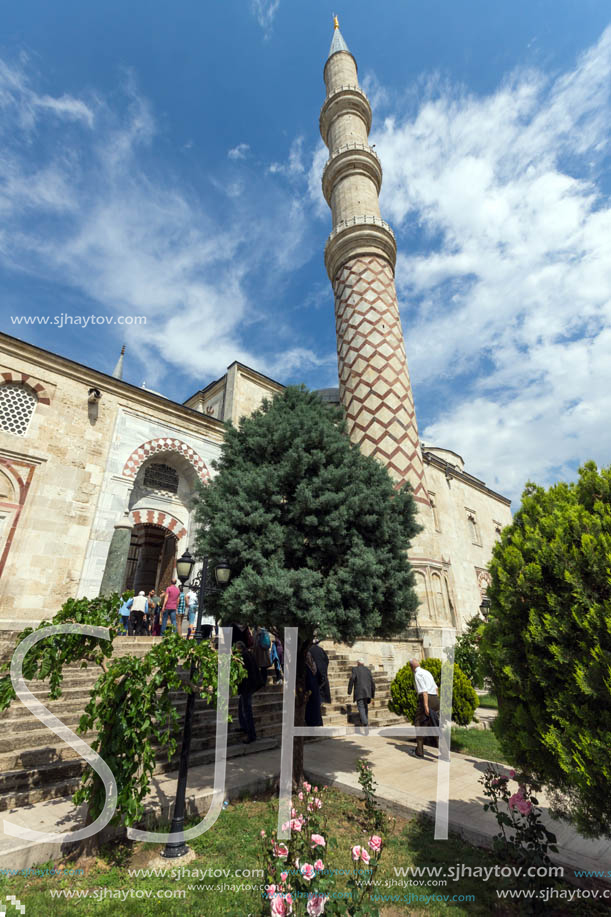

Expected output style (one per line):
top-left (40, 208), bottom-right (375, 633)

top-left (258, 628), bottom-right (271, 650)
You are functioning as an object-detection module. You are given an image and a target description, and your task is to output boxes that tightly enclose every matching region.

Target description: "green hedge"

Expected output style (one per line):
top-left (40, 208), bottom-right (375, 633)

top-left (388, 658), bottom-right (479, 726)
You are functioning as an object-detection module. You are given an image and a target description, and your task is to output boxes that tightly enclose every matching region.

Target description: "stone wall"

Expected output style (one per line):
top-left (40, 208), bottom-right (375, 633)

top-left (0, 335), bottom-right (224, 627)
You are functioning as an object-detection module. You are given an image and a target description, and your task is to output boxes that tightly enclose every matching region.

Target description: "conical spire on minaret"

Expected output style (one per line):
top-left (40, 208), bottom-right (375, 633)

top-left (320, 22), bottom-right (430, 505)
top-left (328, 15), bottom-right (350, 58)
top-left (112, 344), bottom-right (125, 380)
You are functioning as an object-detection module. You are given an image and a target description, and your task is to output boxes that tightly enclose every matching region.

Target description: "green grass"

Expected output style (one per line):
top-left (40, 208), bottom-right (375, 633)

top-left (0, 788), bottom-right (603, 916)
top-left (475, 693), bottom-right (498, 709)
top-left (451, 726), bottom-right (509, 764)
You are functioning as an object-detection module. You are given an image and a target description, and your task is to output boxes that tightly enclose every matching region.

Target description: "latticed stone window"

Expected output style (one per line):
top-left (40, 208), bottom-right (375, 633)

top-left (0, 383), bottom-right (38, 436)
top-left (143, 462), bottom-right (179, 494)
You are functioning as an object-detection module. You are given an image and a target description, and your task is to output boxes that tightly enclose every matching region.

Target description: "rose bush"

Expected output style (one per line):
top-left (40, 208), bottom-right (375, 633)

top-left (259, 781), bottom-right (385, 915)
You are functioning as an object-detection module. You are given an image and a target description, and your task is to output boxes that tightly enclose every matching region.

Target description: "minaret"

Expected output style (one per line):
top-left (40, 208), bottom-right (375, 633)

top-left (112, 344), bottom-right (126, 380)
top-left (320, 19), bottom-right (429, 506)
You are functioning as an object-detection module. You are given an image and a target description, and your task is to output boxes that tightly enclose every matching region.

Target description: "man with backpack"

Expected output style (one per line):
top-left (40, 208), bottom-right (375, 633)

top-left (253, 626), bottom-right (272, 685)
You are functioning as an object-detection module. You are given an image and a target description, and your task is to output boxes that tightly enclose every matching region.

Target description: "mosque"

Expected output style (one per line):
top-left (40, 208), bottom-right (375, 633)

top-left (0, 22), bottom-right (511, 666)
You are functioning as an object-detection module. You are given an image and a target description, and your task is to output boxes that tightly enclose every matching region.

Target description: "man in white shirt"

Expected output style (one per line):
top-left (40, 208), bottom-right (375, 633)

top-left (409, 659), bottom-right (439, 758)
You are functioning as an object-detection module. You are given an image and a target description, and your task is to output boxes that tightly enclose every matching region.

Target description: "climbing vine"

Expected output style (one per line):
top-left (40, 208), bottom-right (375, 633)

top-left (0, 593), bottom-right (244, 829)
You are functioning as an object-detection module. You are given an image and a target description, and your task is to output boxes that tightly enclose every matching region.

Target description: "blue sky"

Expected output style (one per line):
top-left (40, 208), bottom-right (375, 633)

top-left (1, 1), bottom-right (610, 502)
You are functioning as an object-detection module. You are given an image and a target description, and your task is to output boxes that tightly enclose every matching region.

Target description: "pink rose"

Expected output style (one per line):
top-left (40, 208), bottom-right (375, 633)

top-left (298, 792), bottom-right (304, 801)
top-left (270, 893), bottom-right (293, 916)
top-left (267, 884), bottom-right (277, 900)
top-left (360, 848), bottom-right (371, 865)
top-left (310, 833), bottom-right (326, 848)
top-left (273, 842), bottom-right (289, 858)
top-left (303, 781), bottom-right (312, 792)
top-left (300, 862), bottom-right (316, 882)
top-left (509, 769), bottom-right (516, 778)
top-left (281, 821), bottom-right (290, 832)
top-left (307, 894), bottom-right (328, 916)
top-left (261, 830), bottom-right (267, 837)
top-left (351, 845), bottom-right (362, 861)
top-left (313, 786), bottom-right (318, 792)
top-left (314, 858), bottom-right (324, 872)
top-left (314, 798), bottom-right (322, 809)
top-left (289, 819), bottom-right (302, 832)
top-left (368, 835), bottom-right (382, 852)
top-left (291, 807), bottom-right (297, 818)
top-left (280, 871), bottom-right (288, 882)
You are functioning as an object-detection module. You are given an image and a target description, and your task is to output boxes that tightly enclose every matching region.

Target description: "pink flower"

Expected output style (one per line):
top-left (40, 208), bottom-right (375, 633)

top-left (291, 807), bottom-right (297, 818)
top-left (509, 769), bottom-right (516, 778)
top-left (280, 871), bottom-right (288, 882)
top-left (368, 835), bottom-right (382, 852)
top-left (270, 893), bottom-right (293, 916)
top-left (261, 830), bottom-right (267, 837)
top-left (314, 858), bottom-right (324, 872)
top-left (310, 833), bottom-right (326, 848)
top-left (307, 802), bottom-right (313, 812)
top-left (351, 845), bottom-right (362, 861)
top-left (360, 849), bottom-right (371, 865)
top-left (314, 798), bottom-right (322, 809)
top-left (267, 884), bottom-right (277, 900)
top-left (289, 818), bottom-right (302, 832)
top-left (298, 792), bottom-right (304, 801)
top-left (273, 842), bottom-right (289, 858)
top-left (300, 862), bottom-right (316, 882)
top-left (307, 894), bottom-right (328, 916)
top-left (303, 781), bottom-right (312, 792)
top-left (281, 821), bottom-right (290, 832)
top-left (313, 786), bottom-right (318, 792)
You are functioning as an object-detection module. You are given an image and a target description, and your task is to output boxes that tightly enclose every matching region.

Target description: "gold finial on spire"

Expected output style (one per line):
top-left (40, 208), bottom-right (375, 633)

top-left (333, 14), bottom-right (339, 30)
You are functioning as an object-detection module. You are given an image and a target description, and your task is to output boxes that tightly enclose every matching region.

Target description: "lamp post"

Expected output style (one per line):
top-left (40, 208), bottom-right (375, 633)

top-left (161, 553), bottom-right (231, 859)
top-left (479, 596), bottom-right (491, 619)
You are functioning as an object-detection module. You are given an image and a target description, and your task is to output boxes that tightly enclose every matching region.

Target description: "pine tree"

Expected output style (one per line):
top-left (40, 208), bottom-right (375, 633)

top-left (195, 386), bottom-right (420, 784)
top-left (481, 461), bottom-right (611, 837)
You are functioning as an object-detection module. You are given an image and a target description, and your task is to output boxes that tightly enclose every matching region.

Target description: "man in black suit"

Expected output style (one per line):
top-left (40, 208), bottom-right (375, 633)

top-left (309, 641), bottom-right (331, 704)
top-left (348, 659), bottom-right (375, 726)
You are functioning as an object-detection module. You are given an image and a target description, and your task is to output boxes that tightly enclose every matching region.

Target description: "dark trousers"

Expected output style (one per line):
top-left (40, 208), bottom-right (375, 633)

top-left (415, 693), bottom-right (440, 755)
top-left (357, 698), bottom-right (370, 726)
top-left (130, 610), bottom-right (146, 636)
top-left (238, 692), bottom-right (256, 741)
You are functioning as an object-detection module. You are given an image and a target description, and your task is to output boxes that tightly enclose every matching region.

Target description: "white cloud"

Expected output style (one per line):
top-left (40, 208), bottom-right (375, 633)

top-left (227, 142), bottom-right (250, 160)
top-left (0, 58), bottom-right (319, 385)
top-left (368, 28), bottom-right (611, 501)
top-left (268, 135), bottom-right (305, 178)
top-left (250, 0), bottom-right (281, 36)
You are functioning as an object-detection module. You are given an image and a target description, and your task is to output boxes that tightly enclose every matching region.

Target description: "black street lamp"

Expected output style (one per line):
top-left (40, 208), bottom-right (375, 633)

top-left (479, 596), bottom-right (491, 619)
top-left (161, 555), bottom-right (231, 859)
top-left (175, 549), bottom-right (195, 586)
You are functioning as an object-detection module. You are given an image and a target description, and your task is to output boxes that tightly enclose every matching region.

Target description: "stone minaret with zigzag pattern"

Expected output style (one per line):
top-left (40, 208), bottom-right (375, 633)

top-left (320, 20), bottom-right (430, 507)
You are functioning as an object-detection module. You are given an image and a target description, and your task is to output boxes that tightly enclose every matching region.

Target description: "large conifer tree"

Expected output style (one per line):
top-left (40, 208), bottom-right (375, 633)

top-left (195, 386), bottom-right (420, 782)
top-left (481, 462), bottom-right (611, 837)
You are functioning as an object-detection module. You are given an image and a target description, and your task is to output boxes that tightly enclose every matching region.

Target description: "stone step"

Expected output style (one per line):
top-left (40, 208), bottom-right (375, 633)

top-left (0, 736), bottom-right (281, 812)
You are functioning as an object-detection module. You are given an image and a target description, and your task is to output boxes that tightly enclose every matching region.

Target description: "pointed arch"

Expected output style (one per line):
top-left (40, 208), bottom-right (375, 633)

top-left (122, 438), bottom-right (211, 483)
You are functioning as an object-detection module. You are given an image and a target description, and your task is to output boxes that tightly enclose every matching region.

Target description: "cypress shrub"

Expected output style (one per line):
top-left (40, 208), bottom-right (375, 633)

top-left (388, 658), bottom-right (478, 725)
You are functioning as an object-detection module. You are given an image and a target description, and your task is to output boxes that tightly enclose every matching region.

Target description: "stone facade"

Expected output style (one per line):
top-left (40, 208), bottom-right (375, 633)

top-left (0, 339), bottom-right (292, 628)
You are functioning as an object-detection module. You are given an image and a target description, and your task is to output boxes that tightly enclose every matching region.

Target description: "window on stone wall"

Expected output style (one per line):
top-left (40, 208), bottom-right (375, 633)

top-left (466, 510), bottom-right (481, 546)
top-left (0, 384), bottom-right (38, 436)
top-left (493, 522), bottom-right (502, 541)
top-left (143, 462), bottom-right (179, 494)
top-left (429, 492), bottom-right (441, 532)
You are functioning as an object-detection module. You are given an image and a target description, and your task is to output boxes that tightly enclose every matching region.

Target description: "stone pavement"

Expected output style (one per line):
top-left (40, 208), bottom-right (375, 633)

top-left (1, 736), bottom-right (609, 879)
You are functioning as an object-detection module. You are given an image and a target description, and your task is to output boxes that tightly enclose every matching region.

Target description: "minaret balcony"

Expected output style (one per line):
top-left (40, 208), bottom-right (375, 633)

top-left (319, 85), bottom-right (372, 145)
top-left (322, 143), bottom-right (383, 205)
top-left (324, 215), bottom-right (397, 282)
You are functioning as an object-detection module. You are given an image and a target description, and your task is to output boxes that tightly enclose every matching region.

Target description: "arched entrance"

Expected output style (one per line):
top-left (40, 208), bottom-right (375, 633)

top-left (123, 517), bottom-right (184, 595)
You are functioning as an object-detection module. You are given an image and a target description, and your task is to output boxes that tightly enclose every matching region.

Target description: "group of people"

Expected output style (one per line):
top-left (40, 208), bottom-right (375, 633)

top-left (118, 578), bottom-right (215, 639)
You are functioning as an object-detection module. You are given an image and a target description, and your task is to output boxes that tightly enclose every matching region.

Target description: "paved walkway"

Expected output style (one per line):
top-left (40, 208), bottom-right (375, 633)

top-left (1, 737), bottom-right (609, 878)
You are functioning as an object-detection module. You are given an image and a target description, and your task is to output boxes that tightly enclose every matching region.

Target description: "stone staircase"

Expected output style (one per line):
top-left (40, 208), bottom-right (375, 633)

top-left (0, 636), bottom-right (284, 812)
top-left (321, 648), bottom-right (403, 728)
